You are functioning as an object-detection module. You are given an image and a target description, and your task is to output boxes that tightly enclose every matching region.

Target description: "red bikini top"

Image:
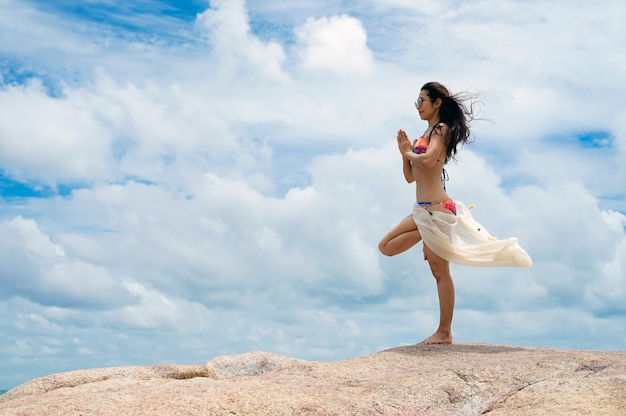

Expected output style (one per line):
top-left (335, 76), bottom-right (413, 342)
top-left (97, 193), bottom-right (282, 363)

top-left (413, 136), bottom-right (428, 154)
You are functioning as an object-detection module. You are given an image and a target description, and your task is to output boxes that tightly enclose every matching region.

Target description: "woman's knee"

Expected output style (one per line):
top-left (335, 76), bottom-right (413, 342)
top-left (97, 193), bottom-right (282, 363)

top-left (427, 261), bottom-right (447, 280)
top-left (378, 240), bottom-right (393, 257)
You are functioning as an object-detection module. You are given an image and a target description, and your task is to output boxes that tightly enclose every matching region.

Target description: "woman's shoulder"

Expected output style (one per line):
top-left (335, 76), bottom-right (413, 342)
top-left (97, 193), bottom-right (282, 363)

top-left (429, 122), bottom-right (448, 137)
top-left (436, 122), bottom-right (449, 135)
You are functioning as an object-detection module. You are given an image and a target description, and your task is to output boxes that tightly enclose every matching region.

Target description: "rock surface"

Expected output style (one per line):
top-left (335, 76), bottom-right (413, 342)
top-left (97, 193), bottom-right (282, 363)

top-left (1, 343), bottom-right (625, 415)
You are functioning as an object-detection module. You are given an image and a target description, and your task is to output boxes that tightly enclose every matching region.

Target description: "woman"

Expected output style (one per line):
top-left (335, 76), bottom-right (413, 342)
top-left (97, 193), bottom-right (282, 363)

top-left (378, 82), bottom-right (532, 345)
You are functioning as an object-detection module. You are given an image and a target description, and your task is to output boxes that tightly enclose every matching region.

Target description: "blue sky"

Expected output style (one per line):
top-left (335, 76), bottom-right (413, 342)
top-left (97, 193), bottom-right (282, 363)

top-left (1, 0), bottom-right (625, 390)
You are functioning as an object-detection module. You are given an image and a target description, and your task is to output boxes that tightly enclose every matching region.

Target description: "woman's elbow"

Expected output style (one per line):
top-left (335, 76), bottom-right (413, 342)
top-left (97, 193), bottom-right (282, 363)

top-left (421, 159), bottom-right (439, 170)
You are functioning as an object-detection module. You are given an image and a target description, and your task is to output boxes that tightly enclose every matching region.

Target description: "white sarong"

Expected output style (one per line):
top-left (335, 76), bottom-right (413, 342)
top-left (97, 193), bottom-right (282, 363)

top-left (412, 201), bottom-right (532, 268)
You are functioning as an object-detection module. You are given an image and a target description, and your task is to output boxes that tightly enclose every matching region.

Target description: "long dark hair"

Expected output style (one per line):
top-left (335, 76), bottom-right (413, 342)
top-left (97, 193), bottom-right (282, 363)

top-left (422, 82), bottom-right (477, 163)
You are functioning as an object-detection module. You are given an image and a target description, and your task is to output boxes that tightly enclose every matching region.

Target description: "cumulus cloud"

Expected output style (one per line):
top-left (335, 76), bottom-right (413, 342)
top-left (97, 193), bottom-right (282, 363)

top-left (195, 0), bottom-right (287, 81)
top-left (0, 216), bottom-right (136, 308)
top-left (295, 14), bottom-right (374, 75)
top-left (0, 80), bottom-right (113, 185)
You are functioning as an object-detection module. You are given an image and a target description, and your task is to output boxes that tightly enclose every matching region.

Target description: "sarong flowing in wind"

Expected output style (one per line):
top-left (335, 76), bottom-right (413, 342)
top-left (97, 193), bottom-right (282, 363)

top-left (412, 201), bottom-right (532, 268)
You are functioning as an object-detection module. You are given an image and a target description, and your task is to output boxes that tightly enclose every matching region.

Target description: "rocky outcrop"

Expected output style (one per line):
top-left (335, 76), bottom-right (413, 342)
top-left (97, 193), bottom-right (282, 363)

top-left (1, 343), bottom-right (624, 415)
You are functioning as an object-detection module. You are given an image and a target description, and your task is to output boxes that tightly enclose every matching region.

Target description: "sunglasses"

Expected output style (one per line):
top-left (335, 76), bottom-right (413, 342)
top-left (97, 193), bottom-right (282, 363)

top-left (414, 97), bottom-right (435, 110)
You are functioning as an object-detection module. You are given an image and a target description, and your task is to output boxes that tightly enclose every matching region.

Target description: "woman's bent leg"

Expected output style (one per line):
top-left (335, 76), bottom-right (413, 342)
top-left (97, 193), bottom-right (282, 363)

top-left (420, 244), bottom-right (454, 344)
top-left (378, 214), bottom-right (422, 257)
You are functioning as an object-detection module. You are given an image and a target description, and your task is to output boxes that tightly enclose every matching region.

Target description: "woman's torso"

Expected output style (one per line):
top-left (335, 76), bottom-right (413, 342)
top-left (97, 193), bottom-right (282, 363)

top-left (411, 132), bottom-right (450, 207)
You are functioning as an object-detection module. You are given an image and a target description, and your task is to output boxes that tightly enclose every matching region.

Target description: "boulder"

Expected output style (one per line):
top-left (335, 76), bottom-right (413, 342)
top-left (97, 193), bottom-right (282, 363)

top-left (1, 343), bottom-right (624, 415)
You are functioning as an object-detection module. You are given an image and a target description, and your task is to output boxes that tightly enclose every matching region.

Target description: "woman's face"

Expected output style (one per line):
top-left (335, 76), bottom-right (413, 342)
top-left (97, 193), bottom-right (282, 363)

top-left (415, 90), bottom-right (437, 120)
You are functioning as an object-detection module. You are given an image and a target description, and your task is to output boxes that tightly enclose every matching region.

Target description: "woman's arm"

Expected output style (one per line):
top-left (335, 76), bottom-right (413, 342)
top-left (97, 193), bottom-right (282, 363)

top-left (397, 129), bottom-right (415, 183)
top-left (402, 125), bottom-right (448, 169)
top-left (402, 157), bottom-right (414, 183)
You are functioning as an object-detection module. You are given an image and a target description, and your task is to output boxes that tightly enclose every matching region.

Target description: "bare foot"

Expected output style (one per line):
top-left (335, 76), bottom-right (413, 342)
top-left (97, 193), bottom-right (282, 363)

top-left (418, 330), bottom-right (452, 345)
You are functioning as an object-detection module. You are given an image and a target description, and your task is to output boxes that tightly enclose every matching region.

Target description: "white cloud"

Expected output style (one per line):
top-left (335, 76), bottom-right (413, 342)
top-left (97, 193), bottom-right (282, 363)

top-left (368, 0), bottom-right (446, 15)
top-left (0, 80), bottom-right (112, 184)
top-left (295, 14), bottom-right (374, 75)
top-left (195, 0), bottom-right (287, 81)
top-left (103, 282), bottom-right (214, 331)
top-left (0, 0), bottom-right (95, 57)
top-left (0, 216), bottom-right (136, 308)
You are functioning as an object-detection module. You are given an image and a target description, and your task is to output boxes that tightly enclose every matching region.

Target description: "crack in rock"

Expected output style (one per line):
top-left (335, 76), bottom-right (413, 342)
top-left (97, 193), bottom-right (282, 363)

top-left (479, 378), bottom-right (546, 414)
top-left (443, 386), bottom-right (463, 404)
top-left (575, 363), bottom-right (610, 373)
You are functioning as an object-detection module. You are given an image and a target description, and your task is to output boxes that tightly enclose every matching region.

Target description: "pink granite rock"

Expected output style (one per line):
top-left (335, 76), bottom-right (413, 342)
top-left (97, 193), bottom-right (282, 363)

top-left (1, 343), bottom-right (625, 415)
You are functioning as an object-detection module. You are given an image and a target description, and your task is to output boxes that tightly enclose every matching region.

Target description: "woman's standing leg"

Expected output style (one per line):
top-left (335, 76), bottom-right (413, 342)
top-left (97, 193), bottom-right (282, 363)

top-left (378, 214), bottom-right (422, 256)
top-left (420, 244), bottom-right (455, 344)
